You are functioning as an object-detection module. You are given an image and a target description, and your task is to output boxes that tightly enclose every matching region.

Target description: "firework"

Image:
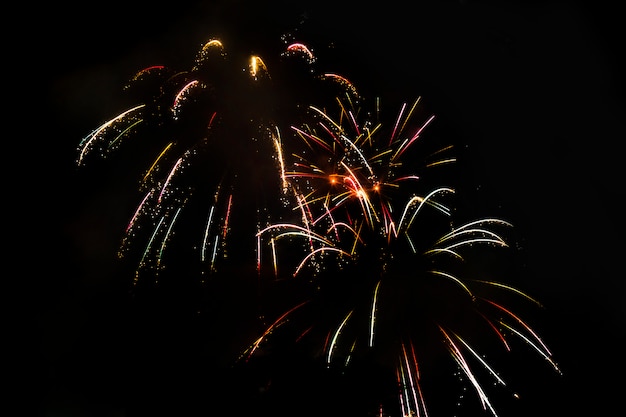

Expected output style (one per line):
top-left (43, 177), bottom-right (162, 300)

top-left (77, 36), bottom-right (560, 417)
top-left (250, 94), bottom-right (561, 417)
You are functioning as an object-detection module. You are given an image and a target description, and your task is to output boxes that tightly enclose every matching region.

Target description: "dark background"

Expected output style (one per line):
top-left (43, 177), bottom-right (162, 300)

top-left (13, 1), bottom-right (624, 416)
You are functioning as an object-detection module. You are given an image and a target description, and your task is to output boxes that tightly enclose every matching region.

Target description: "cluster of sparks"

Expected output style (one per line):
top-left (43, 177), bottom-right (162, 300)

top-left (77, 36), bottom-right (560, 417)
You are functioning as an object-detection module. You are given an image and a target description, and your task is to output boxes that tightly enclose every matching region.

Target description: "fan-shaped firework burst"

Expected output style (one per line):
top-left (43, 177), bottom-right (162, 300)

top-left (77, 36), bottom-right (560, 417)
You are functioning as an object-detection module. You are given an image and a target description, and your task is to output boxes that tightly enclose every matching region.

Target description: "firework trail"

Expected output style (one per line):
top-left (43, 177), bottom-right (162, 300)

top-left (77, 35), bottom-right (560, 417)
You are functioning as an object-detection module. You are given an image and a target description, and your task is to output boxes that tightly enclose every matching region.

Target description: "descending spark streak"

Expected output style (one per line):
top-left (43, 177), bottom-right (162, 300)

top-left (393, 114), bottom-right (436, 160)
top-left (396, 367), bottom-right (409, 417)
top-left (242, 300), bottom-right (309, 362)
top-left (475, 281), bottom-right (544, 307)
top-left (407, 343), bottom-right (429, 417)
top-left (201, 205), bottom-right (215, 263)
top-left (273, 230), bottom-right (332, 244)
top-left (309, 105), bottom-right (343, 134)
top-left (107, 120), bottom-right (143, 150)
top-left (396, 187), bottom-right (454, 234)
top-left (482, 299), bottom-right (554, 359)
top-left (77, 104), bottom-right (146, 165)
top-left (270, 238), bottom-right (278, 277)
top-left (369, 280), bottom-right (381, 348)
top-left (290, 125), bottom-right (333, 153)
top-left (433, 237), bottom-right (509, 254)
top-left (436, 219), bottom-right (514, 242)
top-left (425, 157), bottom-right (456, 168)
top-left (400, 342), bottom-right (420, 417)
top-left (451, 331), bottom-right (507, 386)
top-left (138, 216), bottom-right (166, 275)
top-left (256, 233), bottom-right (262, 272)
top-left (129, 65), bottom-right (165, 82)
top-left (321, 73), bottom-right (359, 96)
top-left (344, 340), bottom-right (357, 367)
top-left (143, 142), bottom-right (174, 183)
top-left (397, 341), bottom-right (429, 417)
top-left (428, 270), bottom-right (474, 298)
top-left (271, 127), bottom-right (288, 192)
top-left (398, 98), bottom-right (421, 141)
top-left (125, 189), bottom-right (153, 234)
top-left (250, 55), bottom-right (269, 79)
top-left (295, 196), bottom-right (317, 251)
top-left (158, 157), bottom-right (183, 204)
top-left (340, 161), bottom-right (378, 226)
top-left (293, 247), bottom-right (352, 277)
top-left (223, 194), bottom-right (232, 239)
top-left (210, 235), bottom-right (219, 271)
top-left (172, 80), bottom-right (199, 118)
top-left (324, 205), bottom-right (340, 241)
top-left (174, 80), bottom-right (199, 103)
top-left (257, 223), bottom-right (335, 246)
top-left (424, 221), bottom-right (513, 258)
top-left (397, 363), bottom-right (410, 416)
top-left (157, 206), bottom-right (183, 266)
top-left (389, 101), bottom-right (406, 146)
top-left (340, 133), bottom-right (374, 176)
top-left (476, 309), bottom-right (511, 351)
top-left (200, 38), bottom-right (223, 52)
top-left (499, 321), bottom-right (561, 374)
top-left (440, 326), bottom-right (499, 417)
top-left (286, 42), bottom-right (314, 61)
top-left (327, 310), bottom-right (353, 365)
top-left (347, 110), bottom-right (360, 136)
top-left (432, 227), bottom-right (508, 247)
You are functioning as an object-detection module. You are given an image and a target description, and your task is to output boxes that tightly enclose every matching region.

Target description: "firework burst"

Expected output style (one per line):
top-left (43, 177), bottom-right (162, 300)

top-left (251, 93), bottom-right (561, 417)
top-left (77, 35), bottom-right (560, 417)
top-left (77, 37), bottom-right (351, 282)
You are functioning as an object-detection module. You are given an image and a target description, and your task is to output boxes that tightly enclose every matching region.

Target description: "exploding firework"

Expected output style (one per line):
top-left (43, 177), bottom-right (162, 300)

top-left (77, 35), bottom-right (560, 417)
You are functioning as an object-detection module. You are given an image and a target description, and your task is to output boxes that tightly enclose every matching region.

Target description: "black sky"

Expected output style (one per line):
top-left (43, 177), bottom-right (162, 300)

top-left (14, 1), bottom-right (625, 416)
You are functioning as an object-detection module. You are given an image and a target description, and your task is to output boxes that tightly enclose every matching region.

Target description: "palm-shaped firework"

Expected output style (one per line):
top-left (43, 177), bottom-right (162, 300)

top-left (77, 36), bottom-right (560, 417)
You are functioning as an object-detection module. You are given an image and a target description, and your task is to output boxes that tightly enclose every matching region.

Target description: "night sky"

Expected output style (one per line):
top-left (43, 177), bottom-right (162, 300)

top-left (14, 1), bottom-right (624, 416)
